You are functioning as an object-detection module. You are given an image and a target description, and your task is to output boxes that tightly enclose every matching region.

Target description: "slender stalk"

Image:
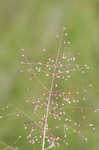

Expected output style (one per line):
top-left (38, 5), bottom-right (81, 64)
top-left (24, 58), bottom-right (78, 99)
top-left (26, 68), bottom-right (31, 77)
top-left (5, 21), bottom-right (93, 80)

top-left (42, 48), bottom-right (60, 150)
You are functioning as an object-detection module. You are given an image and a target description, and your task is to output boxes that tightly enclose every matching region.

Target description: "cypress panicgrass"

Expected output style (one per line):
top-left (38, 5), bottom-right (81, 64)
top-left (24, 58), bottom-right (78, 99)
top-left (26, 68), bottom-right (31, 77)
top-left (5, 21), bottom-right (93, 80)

top-left (0, 26), bottom-right (96, 150)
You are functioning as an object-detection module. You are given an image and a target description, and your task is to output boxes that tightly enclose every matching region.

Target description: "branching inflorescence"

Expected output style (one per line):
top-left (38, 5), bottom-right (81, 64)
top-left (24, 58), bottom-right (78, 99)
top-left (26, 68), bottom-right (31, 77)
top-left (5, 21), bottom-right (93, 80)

top-left (18, 26), bottom-right (96, 150)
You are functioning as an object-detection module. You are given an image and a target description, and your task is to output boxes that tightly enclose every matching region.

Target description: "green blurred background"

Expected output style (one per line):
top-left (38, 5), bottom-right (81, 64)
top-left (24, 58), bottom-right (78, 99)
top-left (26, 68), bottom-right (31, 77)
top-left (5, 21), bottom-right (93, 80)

top-left (0, 0), bottom-right (99, 150)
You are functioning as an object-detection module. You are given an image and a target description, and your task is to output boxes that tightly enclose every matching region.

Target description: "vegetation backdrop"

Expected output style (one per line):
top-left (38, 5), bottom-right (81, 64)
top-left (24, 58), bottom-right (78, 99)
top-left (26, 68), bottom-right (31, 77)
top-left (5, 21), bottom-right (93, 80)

top-left (0, 0), bottom-right (99, 150)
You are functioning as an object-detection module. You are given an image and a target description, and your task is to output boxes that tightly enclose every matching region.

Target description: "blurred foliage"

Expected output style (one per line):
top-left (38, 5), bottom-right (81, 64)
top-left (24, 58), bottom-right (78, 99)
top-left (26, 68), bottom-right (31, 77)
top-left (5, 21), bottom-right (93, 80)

top-left (0, 0), bottom-right (99, 150)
